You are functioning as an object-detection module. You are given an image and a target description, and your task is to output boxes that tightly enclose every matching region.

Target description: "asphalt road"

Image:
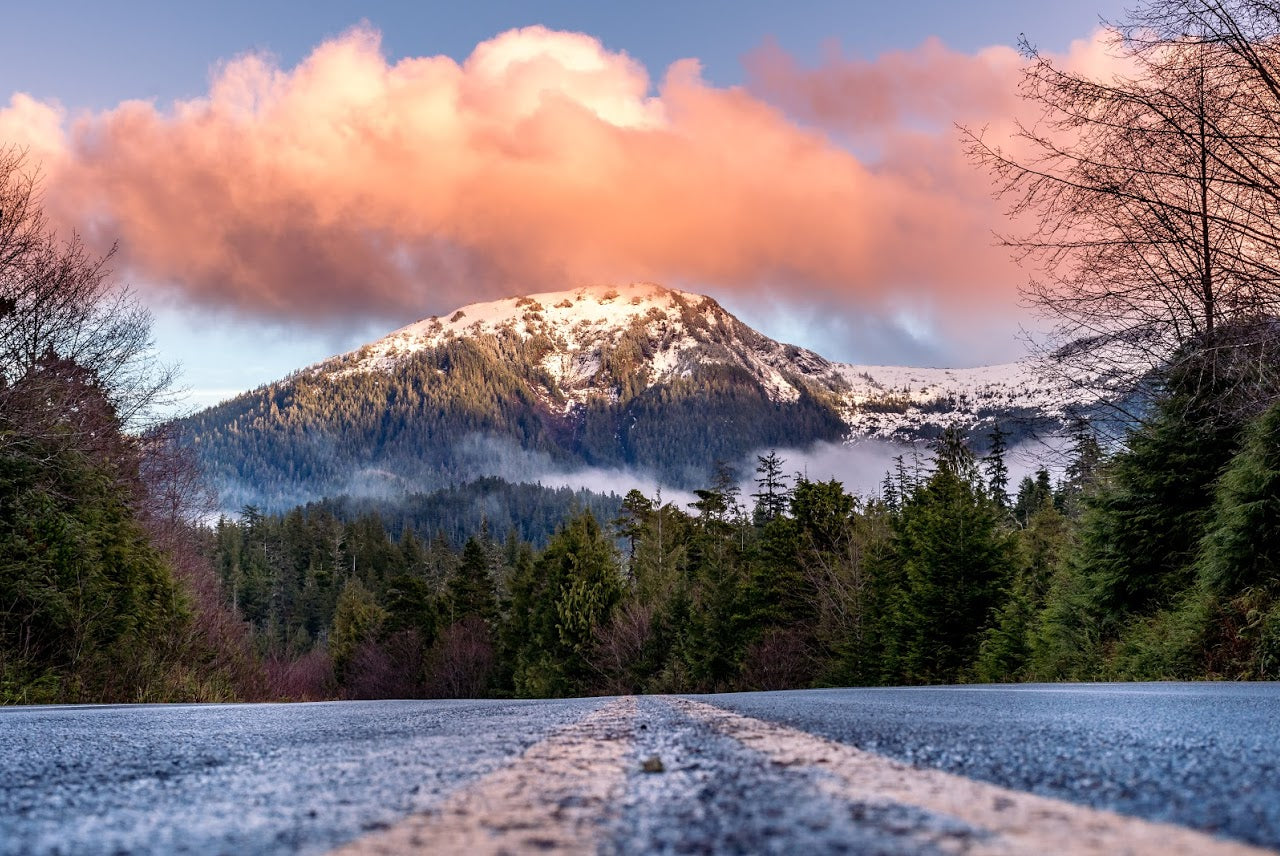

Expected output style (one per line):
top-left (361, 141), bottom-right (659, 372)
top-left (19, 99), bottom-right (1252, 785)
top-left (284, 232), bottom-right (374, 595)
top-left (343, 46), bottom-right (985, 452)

top-left (0, 683), bottom-right (1276, 854)
top-left (0, 698), bottom-right (603, 855)
top-left (707, 683), bottom-right (1280, 850)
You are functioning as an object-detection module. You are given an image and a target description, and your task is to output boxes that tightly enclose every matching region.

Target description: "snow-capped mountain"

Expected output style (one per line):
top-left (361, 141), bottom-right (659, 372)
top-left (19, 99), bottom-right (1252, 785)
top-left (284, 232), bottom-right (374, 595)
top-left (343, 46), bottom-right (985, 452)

top-left (324, 282), bottom-right (1085, 440)
top-left (181, 283), bottom-right (1093, 509)
top-left (327, 283), bottom-right (839, 406)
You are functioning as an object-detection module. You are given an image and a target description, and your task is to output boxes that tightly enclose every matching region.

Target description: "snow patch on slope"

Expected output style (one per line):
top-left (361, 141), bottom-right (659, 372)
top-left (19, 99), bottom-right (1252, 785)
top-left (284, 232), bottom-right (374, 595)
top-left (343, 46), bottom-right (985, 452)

top-left (317, 282), bottom-right (1097, 443)
top-left (326, 282), bottom-right (822, 406)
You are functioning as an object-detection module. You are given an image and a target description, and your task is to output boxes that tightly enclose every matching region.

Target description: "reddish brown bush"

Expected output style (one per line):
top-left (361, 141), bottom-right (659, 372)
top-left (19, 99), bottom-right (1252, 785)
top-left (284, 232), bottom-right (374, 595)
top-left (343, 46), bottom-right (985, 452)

top-left (262, 649), bottom-right (334, 701)
top-left (739, 628), bottom-right (817, 691)
top-left (426, 617), bottom-right (494, 698)
top-left (589, 601), bottom-right (653, 694)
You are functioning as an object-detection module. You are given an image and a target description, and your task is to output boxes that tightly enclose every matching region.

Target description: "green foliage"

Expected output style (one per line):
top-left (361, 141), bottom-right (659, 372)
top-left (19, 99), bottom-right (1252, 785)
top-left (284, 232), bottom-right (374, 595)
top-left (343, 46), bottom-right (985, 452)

top-left (882, 441), bottom-right (1017, 684)
top-left (1198, 400), bottom-right (1280, 595)
top-left (1075, 393), bottom-right (1238, 621)
top-left (508, 511), bottom-right (622, 697)
top-left (1107, 589), bottom-right (1215, 680)
top-left (448, 537), bottom-right (498, 625)
top-left (329, 578), bottom-right (388, 678)
top-left (0, 376), bottom-right (206, 703)
top-left (751, 451), bottom-right (790, 525)
top-left (128, 392), bottom-right (1280, 700)
top-left (1013, 469), bottom-right (1054, 529)
top-left (984, 424), bottom-right (1011, 507)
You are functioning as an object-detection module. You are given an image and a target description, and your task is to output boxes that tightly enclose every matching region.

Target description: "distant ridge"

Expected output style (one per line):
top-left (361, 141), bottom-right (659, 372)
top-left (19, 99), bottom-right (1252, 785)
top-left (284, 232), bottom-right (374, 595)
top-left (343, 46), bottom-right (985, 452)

top-left (179, 283), bottom-right (1093, 509)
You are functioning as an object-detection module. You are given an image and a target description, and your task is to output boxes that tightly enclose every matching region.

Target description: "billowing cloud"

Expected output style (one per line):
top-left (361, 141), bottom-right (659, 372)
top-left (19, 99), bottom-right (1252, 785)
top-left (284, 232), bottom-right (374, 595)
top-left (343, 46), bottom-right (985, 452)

top-left (0, 25), bottom-right (1112, 349)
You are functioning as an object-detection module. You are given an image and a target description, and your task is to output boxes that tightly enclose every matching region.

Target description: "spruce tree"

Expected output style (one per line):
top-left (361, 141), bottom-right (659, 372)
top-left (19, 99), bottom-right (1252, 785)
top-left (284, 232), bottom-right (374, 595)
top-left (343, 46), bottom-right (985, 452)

top-left (751, 451), bottom-right (790, 525)
top-left (613, 488), bottom-right (655, 570)
top-left (1076, 391), bottom-right (1239, 619)
top-left (889, 433), bottom-right (1016, 683)
top-left (984, 424), bottom-right (1011, 508)
top-left (329, 578), bottom-right (387, 681)
top-left (1013, 469), bottom-right (1054, 528)
top-left (508, 512), bottom-right (620, 697)
top-left (448, 537), bottom-right (498, 625)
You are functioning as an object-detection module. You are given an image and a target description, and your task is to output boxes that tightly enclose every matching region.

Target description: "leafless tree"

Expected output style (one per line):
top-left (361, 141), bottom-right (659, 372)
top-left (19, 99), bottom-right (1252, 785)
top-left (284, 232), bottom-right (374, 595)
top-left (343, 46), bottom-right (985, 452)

top-left (739, 628), bottom-right (817, 691)
top-left (0, 146), bottom-right (175, 451)
top-left (589, 601), bottom-right (653, 694)
top-left (964, 1), bottom-right (1280, 427)
top-left (137, 423), bottom-right (220, 546)
top-left (426, 617), bottom-right (495, 698)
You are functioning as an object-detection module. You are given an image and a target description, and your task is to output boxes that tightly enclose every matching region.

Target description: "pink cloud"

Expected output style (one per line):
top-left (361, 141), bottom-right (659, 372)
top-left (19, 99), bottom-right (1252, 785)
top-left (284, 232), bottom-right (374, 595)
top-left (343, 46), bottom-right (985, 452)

top-left (0, 25), bottom-right (1117, 341)
top-left (744, 36), bottom-right (1025, 133)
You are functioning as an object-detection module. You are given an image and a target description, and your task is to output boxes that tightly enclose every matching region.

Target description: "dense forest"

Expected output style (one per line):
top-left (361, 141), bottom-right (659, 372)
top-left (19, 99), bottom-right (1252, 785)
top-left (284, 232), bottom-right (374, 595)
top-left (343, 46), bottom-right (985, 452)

top-left (303, 478), bottom-right (622, 550)
top-left (193, 406), bottom-right (1280, 701)
top-left (7, 0), bottom-right (1280, 704)
top-left (0, 145), bottom-right (261, 704)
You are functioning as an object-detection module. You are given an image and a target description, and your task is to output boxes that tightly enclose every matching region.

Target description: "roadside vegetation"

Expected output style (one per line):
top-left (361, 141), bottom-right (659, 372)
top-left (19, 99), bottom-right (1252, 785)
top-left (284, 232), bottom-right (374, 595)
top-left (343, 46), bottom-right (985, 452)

top-left (4, 0), bottom-right (1280, 702)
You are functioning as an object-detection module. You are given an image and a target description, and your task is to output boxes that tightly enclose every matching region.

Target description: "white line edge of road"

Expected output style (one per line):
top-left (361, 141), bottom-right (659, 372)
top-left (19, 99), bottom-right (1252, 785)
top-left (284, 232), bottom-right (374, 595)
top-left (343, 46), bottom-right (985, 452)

top-left (673, 696), bottom-right (1274, 856)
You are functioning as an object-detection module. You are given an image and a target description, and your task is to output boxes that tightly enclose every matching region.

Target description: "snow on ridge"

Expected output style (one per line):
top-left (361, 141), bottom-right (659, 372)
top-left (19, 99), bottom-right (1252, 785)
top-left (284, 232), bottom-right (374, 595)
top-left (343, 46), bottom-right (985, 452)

top-left (323, 281), bottom-right (814, 402)
top-left (394, 282), bottom-right (697, 341)
top-left (330, 282), bottom-right (710, 376)
top-left (825, 359), bottom-right (1099, 441)
top-left (307, 281), bottom-right (1090, 440)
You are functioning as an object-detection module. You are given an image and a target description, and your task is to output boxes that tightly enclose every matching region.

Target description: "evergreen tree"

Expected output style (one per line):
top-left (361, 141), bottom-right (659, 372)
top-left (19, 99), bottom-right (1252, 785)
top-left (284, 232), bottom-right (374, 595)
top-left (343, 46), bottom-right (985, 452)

top-left (880, 469), bottom-right (900, 513)
top-left (751, 451), bottom-right (790, 525)
top-left (984, 424), bottom-right (1011, 508)
top-left (1013, 469), bottom-right (1054, 528)
top-left (508, 511), bottom-right (620, 697)
top-left (887, 436), bottom-right (1016, 683)
top-left (630, 497), bottom-right (691, 608)
top-left (0, 431), bottom-right (190, 701)
top-left (448, 537), bottom-right (498, 625)
top-left (1059, 418), bottom-right (1103, 517)
top-left (691, 460), bottom-right (740, 525)
top-left (975, 502), bottom-right (1069, 681)
top-left (613, 488), bottom-right (655, 570)
top-left (329, 578), bottom-right (386, 682)
top-left (1076, 390), bottom-right (1239, 620)
top-left (1198, 401), bottom-right (1280, 595)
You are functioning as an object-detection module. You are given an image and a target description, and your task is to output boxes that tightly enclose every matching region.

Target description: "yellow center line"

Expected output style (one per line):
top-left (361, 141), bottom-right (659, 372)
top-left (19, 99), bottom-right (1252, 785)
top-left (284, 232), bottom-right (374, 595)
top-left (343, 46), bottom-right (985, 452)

top-left (329, 697), bottom-right (636, 856)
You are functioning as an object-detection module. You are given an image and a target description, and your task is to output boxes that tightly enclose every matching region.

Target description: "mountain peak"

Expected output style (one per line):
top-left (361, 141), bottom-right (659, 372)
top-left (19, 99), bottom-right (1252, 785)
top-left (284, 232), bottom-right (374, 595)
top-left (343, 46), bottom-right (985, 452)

top-left (188, 283), bottom-right (1101, 509)
top-left (391, 281), bottom-right (708, 342)
top-left (330, 280), bottom-right (769, 384)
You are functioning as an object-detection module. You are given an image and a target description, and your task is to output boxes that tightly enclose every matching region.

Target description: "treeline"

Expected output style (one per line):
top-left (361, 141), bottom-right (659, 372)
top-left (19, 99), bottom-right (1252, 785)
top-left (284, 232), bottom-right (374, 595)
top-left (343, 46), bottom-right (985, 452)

top-left (202, 401), bottom-right (1280, 700)
top-left (304, 477), bottom-right (622, 550)
top-left (11, 0), bottom-right (1280, 704)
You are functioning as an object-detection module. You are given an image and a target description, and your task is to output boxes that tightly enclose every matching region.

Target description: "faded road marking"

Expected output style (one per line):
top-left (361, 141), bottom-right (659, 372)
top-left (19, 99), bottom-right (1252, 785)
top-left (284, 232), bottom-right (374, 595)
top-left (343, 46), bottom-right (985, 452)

top-left (330, 697), bottom-right (635, 855)
top-left (673, 697), bottom-right (1272, 856)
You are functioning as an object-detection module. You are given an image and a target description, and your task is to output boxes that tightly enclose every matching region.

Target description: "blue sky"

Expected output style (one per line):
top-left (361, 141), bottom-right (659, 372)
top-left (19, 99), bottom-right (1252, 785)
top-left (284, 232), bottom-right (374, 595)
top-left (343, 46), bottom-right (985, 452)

top-left (0, 1), bottom-right (1127, 411)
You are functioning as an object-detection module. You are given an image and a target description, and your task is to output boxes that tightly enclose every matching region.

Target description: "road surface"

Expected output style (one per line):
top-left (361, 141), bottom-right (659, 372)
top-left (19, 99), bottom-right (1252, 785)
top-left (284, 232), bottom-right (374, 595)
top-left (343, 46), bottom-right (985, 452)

top-left (1, 683), bottom-right (1277, 854)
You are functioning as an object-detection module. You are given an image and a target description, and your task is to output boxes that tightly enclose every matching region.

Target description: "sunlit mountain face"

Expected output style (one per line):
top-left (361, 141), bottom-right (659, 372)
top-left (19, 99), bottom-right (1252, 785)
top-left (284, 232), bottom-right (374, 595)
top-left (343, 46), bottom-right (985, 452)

top-left (178, 283), bottom-right (1091, 510)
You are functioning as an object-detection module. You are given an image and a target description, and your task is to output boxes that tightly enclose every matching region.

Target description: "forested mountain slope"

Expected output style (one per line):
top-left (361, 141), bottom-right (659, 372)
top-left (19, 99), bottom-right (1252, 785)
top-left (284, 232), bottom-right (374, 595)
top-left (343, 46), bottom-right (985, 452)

top-left (180, 283), bottom-right (1087, 509)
